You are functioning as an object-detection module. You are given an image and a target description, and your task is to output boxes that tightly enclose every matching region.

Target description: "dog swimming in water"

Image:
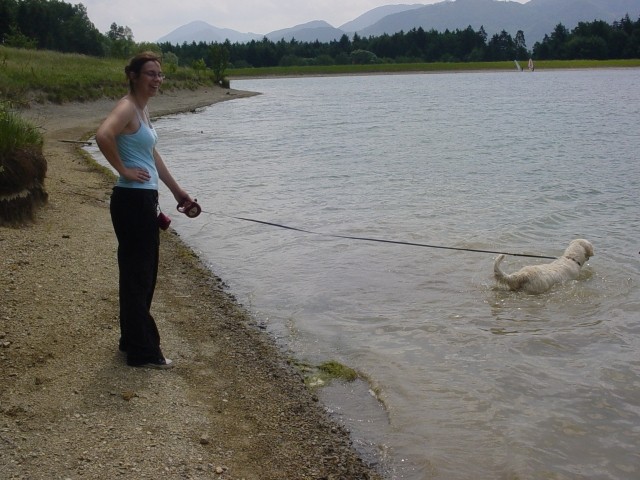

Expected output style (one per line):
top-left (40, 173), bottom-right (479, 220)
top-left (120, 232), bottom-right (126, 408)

top-left (494, 239), bottom-right (594, 294)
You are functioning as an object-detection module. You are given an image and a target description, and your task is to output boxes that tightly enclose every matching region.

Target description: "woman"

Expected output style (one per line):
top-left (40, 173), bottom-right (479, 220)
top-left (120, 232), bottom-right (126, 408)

top-left (96, 52), bottom-right (193, 369)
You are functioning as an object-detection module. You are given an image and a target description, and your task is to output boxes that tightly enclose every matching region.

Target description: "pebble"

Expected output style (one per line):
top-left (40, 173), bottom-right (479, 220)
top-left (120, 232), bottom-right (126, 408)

top-left (122, 391), bottom-right (137, 401)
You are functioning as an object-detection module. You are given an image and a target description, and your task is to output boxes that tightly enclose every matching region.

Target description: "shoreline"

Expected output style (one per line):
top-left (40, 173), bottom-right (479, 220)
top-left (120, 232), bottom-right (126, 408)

top-left (1, 86), bottom-right (382, 479)
top-left (225, 61), bottom-right (640, 80)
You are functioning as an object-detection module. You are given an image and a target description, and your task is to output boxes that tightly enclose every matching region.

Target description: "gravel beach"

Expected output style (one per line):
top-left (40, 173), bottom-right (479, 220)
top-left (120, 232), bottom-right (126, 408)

top-left (0, 85), bottom-right (382, 480)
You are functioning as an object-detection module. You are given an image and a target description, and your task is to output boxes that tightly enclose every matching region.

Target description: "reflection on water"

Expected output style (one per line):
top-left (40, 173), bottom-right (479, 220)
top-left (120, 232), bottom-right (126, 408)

top-left (88, 69), bottom-right (640, 479)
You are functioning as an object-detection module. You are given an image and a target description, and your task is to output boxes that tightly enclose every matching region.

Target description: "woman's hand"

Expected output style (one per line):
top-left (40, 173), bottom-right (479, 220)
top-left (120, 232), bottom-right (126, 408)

top-left (121, 167), bottom-right (151, 183)
top-left (172, 188), bottom-right (191, 204)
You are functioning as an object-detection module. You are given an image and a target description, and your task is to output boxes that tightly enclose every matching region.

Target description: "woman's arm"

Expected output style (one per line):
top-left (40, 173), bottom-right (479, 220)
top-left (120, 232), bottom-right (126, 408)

top-left (96, 99), bottom-right (151, 184)
top-left (155, 149), bottom-right (191, 203)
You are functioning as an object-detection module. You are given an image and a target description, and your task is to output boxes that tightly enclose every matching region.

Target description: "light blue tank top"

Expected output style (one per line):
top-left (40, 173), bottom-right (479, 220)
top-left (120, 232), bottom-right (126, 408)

top-left (115, 108), bottom-right (159, 190)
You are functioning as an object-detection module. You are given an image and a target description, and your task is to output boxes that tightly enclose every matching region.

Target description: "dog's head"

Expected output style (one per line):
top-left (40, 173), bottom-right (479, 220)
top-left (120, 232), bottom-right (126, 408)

top-left (564, 239), bottom-right (594, 265)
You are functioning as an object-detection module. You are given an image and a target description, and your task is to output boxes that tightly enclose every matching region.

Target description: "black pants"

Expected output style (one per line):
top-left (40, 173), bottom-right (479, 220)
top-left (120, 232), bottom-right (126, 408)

top-left (110, 187), bottom-right (163, 365)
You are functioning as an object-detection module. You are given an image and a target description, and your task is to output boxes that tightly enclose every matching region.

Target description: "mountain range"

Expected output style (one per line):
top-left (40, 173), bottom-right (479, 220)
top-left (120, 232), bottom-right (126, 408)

top-left (157, 0), bottom-right (640, 48)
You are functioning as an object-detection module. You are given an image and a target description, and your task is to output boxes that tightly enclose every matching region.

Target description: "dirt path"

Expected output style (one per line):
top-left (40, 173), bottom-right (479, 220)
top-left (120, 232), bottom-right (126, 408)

top-left (0, 86), bottom-right (382, 479)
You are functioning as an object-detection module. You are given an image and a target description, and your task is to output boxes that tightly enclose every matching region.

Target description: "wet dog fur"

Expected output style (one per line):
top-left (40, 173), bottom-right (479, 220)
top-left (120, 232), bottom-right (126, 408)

top-left (494, 239), bottom-right (594, 294)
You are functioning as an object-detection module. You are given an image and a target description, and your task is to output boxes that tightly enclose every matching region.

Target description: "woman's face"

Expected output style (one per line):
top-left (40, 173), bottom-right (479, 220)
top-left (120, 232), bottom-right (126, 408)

top-left (133, 60), bottom-right (164, 97)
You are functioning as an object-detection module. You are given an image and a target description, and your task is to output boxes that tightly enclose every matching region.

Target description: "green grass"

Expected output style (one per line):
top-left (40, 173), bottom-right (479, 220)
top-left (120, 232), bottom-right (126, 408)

top-left (0, 48), bottom-right (122, 103)
top-left (0, 100), bottom-right (46, 225)
top-left (317, 360), bottom-right (358, 381)
top-left (228, 62), bottom-right (510, 78)
top-left (527, 59), bottom-right (640, 69)
top-left (0, 46), bottom-right (218, 105)
top-left (227, 58), bottom-right (640, 78)
top-left (300, 360), bottom-right (359, 389)
top-left (0, 101), bottom-right (43, 157)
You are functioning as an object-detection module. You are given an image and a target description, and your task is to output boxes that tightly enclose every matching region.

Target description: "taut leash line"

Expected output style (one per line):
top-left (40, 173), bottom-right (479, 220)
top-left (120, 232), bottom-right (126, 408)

top-left (201, 210), bottom-right (557, 260)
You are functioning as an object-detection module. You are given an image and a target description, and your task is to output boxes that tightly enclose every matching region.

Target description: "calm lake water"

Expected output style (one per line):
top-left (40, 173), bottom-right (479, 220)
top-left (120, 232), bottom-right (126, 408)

top-left (88, 69), bottom-right (640, 480)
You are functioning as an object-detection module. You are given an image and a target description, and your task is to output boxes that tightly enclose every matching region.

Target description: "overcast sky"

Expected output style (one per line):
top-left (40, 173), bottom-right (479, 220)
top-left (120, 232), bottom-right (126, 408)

top-left (80, 0), bottom-right (528, 43)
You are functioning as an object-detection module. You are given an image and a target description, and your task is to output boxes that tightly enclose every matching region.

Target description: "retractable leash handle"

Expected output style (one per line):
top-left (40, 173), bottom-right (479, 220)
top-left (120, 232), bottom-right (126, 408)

top-left (177, 198), bottom-right (202, 218)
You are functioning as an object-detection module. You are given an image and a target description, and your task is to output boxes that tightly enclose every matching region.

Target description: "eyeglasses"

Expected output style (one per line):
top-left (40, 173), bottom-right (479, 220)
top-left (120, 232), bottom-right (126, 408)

top-left (141, 71), bottom-right (165, 80)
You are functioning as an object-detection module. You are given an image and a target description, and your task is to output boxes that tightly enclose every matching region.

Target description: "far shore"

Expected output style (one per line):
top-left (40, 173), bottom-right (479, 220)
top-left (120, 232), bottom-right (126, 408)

top-left (225, 58), bottom-right (640, 80)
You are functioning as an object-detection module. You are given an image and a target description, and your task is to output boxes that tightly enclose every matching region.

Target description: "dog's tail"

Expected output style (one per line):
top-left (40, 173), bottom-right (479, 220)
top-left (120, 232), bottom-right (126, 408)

top-left (493, 254), bottom-right (509, 285)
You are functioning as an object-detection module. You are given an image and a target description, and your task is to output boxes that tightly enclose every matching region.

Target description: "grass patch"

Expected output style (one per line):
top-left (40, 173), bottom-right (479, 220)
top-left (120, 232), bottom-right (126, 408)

top-left (0, 46), bottom-right (218, 105)
top-left (227, 58), bottom-right (640, 78)
top-left (318, 360), bottom-right (358, 381)
top-left (0, 101), bottom-right (47, 224)
top-left (527, 59), bottom-right (640, 69)
top-left (297, 359), bottom-right (359, 389)
top-left (0, 101), bottom-right (43, 157)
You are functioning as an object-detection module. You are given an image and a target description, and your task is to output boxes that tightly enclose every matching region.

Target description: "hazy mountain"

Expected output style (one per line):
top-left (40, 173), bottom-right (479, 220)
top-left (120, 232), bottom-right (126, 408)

top-left (157, 20), bottom-right (262, 44)
top-left (264, 20), bottom-right (346, 43)
top-left (157, 0), bottom-right (640, 47)
top-left (338, 4), bottom-right (425, 32)
top-left (360, 0), bottom-right (640, 46)
top-left (359, 0), bottom-right (528, 42)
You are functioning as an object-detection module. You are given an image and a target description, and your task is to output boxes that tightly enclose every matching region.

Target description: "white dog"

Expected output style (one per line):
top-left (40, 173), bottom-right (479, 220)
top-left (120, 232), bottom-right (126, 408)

top-left (494, 239), bottom-right (594, 294)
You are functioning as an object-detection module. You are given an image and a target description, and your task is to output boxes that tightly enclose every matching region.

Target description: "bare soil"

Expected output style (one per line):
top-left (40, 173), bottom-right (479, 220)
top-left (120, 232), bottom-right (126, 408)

top-left (0, 86), bottom-right (382, 479)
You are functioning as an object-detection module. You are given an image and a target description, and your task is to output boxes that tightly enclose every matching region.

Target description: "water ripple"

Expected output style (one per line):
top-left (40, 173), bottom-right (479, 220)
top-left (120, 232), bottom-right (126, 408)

top-left (89, 69), bottom-right (640, 480)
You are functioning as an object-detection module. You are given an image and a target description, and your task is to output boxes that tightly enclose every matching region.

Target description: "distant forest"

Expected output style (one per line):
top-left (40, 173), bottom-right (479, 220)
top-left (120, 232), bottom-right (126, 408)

top-left (1, 0), bottom-right (639, 68)
top-left (160, 15), bottom-right (640, 68)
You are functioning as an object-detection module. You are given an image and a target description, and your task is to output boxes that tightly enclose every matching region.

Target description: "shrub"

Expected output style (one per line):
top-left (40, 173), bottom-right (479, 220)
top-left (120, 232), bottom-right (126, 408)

top-left (163, 51), bottom-right (179, 74)
top-left (350, 49), bottom-right (379, 64)
top-left (0, 102), bottom-right (47, 225)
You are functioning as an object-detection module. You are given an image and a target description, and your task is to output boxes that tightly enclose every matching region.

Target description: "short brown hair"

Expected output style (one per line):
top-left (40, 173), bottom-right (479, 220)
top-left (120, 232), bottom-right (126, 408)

top-left (125, 51), bottom-right (162, 92)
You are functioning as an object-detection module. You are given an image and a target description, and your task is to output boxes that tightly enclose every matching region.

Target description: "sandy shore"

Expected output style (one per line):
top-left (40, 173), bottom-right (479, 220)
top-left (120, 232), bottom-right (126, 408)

top-left (0, 86), bottom-right (382, 479)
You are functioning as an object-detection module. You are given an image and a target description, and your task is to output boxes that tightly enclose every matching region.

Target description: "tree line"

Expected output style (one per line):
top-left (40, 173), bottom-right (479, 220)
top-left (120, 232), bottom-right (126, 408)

top-left (161, 15), bottom-right (640, 68)
top-left (159, 26), bottom-right (527, 68)
top-left (1, 0), bottom-right (103, 55)
top-left (1, 0), bottom-right (639, 68)
top-left (0, 0), bottom-right (158, 56)
top-left (533, 16), bottom-right (639, 60)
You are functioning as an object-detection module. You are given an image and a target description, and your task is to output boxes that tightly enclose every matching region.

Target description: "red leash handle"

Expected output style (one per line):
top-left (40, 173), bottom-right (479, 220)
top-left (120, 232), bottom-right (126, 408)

top-left (177, 198), bottom-right (202, 218)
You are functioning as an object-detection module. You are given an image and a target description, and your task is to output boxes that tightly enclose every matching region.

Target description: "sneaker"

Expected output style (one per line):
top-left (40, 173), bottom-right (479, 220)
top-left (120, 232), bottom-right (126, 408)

top-left (132, 358), bottom-right (174, 370)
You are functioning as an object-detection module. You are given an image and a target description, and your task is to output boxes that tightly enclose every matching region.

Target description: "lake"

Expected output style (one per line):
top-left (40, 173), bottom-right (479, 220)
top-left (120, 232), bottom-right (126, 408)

top-left (88, 69), bottom-right (640, 480)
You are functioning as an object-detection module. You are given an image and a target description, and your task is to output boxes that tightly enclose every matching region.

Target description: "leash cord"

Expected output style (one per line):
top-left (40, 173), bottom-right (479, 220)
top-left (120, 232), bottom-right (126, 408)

top-left (202, 210), bottom-right (557, 260)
